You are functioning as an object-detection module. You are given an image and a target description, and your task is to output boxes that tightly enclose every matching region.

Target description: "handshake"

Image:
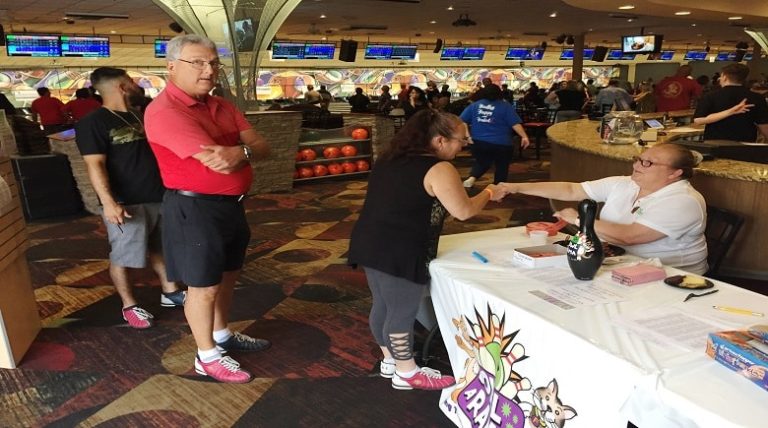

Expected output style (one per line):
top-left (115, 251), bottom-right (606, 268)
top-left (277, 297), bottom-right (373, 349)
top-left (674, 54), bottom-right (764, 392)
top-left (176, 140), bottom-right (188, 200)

top-left (483, 183), bottom-right (518, 202)
top-left (482, 183), bottom-right (580, 226)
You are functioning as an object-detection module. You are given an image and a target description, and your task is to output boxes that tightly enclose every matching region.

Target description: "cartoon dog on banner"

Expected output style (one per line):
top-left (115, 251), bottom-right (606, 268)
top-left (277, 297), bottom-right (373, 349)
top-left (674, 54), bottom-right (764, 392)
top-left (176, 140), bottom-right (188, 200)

top-left (521, 379), bottom-right (577, 428)
top-left (447, 305), bottom-right (532, 427)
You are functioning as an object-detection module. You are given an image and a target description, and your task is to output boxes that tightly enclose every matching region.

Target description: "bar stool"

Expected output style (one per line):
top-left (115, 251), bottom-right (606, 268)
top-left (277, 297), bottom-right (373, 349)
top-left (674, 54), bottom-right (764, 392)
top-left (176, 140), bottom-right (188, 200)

top-left (522, 109), bottom-right (557, 159)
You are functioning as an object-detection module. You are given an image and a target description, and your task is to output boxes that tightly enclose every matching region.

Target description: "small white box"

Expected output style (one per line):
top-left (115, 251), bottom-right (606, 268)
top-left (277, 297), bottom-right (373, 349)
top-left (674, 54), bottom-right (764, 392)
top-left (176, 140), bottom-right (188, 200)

top-left (512, 244), bottom-right (568, 268)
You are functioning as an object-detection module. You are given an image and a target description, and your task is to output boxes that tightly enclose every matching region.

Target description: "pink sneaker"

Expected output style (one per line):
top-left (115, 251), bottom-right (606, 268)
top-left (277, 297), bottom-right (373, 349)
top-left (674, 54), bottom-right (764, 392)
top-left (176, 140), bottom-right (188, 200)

top-left (392, 367), bottom-right (456, 390)
top-left (194, 355), bottom-right (253, 384)
top-left (122, 305), bottom-right (154, 329)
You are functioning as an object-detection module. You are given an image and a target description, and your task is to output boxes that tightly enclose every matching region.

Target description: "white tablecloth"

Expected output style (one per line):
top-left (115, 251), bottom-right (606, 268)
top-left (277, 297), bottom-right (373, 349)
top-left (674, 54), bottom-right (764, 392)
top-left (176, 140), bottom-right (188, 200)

top-left (429, 227), bottom-right (768, 428)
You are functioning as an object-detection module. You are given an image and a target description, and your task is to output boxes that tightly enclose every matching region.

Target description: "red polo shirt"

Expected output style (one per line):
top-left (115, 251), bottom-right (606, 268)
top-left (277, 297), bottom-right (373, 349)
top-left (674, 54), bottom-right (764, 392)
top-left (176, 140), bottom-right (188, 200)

top-left (145, 81), bottom-right (253, 195)
top-left (31, 95), bottom-right (66, 125)
top-left (64, 97), bottom-right (101, 121)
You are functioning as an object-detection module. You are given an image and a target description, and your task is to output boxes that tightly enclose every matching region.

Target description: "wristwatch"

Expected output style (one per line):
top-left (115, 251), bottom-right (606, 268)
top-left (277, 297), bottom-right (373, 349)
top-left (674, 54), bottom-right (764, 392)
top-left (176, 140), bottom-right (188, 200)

top-left (241, 144), bottom-right (253, 160)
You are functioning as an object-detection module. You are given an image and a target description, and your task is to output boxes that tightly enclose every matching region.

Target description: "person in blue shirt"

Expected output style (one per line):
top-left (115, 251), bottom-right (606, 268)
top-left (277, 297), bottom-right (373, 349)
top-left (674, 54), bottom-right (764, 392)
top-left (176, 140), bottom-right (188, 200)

top-left (460, 84), bottom-right (530, 187)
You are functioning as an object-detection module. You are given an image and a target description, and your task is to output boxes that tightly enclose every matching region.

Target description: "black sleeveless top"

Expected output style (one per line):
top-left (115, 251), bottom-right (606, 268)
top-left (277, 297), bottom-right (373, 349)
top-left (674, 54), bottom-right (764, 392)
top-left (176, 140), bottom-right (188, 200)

top-left (348, 155), bottom-right (447, 284)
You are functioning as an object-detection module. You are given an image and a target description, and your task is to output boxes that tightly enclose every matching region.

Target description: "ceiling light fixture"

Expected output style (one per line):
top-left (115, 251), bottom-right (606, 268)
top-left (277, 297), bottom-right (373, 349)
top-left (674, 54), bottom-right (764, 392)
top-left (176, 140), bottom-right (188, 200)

top-left (618, 5), bottom-right (635, 10)
top-left (675, 11), bottom-right (691, 16)
top-left (430, 20), bottom-right (436, 24)
top-left (447, 6), bottom-right (453, 11)
top-left (691, 23), bottom-right (697, 27)
top-left (729, 16), bottom-right (743, 20)
top-left (320, 14), bottom-right (326, 18)
top-left (549, 12), bottom-right (558, 18)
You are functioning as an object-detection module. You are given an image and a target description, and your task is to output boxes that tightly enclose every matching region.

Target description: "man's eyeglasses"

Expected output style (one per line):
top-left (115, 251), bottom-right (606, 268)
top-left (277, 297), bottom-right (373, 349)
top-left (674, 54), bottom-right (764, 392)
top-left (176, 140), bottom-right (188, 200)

top-left (177, 59), bottom-right (224, 70)
top-left (632, 156), bottom-right (670, 168)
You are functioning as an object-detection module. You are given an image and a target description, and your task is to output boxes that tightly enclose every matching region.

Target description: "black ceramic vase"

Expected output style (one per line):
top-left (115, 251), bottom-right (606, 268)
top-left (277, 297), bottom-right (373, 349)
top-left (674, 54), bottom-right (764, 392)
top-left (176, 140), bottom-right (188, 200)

top-left (566, 199), bottom-right (604, 280)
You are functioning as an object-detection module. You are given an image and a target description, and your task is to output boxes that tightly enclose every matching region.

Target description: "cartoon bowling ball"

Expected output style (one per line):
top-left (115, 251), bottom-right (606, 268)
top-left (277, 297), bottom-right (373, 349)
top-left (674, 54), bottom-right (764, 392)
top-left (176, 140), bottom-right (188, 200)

top-left (355, 159), bottom-right (370, 172)
top-left (298, 167), bottom-right (314, 178)
top-left (341, 161), bottom-right (357, 173)
top-left (300, 148), bottom-right (317, 161)
top-left (351, 128), bottom-right (369, 140)
top-left (340, 145), bottom-right (358, 157)
top-left (312, 164), bottom-right (329, 177)
top-left (323, 146), bottom-right (341, 159)
top-left (327, 163), bottom-right (343, 175)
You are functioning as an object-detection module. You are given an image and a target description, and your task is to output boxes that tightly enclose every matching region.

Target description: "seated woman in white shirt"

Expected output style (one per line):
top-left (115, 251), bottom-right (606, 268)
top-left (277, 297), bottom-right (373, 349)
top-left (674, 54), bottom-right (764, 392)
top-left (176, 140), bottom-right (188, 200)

top-left (500, 144), bottom-right (708, 274)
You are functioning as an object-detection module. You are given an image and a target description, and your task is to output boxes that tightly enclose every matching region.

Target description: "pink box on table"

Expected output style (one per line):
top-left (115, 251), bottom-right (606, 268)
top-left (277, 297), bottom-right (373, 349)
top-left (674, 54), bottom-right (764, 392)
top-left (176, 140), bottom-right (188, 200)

top-left (611, 263), bottom-right (666, 286)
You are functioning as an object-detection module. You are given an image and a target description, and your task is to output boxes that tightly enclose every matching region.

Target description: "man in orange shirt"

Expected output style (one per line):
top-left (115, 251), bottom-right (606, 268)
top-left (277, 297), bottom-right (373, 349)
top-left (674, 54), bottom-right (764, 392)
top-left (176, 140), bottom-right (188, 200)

top-left (30, 87), bottom-right (67, 134)
top-left (654, 65), bottom-right (702, 112)
top-left (64, 88), bottom-right (102, 123)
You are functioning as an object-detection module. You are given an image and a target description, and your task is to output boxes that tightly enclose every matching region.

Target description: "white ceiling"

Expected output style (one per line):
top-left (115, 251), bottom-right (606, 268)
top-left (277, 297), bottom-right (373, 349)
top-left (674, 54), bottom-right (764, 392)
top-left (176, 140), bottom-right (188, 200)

top-left (1, 0), bottom-right (767, 51)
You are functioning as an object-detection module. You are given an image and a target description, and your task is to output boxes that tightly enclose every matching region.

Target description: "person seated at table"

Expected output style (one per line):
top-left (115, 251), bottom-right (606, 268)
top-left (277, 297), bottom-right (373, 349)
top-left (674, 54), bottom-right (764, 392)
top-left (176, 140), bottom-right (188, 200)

top-left (348, 109), bottom-right (505, 391)
top-left (500, 143), bottom-right (708, 274)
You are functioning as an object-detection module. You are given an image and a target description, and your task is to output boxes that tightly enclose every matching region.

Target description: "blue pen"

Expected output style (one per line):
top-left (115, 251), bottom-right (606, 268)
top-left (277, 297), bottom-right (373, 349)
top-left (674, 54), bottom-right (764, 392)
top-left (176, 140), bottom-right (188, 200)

top-left (472, 251), bottom-right (489, 264)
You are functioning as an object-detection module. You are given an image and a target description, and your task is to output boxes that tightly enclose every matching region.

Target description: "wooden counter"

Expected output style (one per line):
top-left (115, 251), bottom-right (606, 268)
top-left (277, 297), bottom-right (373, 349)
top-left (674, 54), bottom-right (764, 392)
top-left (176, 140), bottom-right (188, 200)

top-left (547, 119), bottom-right (768, 278)
top-left (0, 156), bottom-right (40, 368)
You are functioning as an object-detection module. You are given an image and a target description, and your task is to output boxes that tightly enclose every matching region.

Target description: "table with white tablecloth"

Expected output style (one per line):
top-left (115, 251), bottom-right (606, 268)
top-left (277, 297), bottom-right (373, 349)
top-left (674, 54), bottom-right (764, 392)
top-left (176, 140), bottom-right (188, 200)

top-left (429, 227), bottom-right (768, 428)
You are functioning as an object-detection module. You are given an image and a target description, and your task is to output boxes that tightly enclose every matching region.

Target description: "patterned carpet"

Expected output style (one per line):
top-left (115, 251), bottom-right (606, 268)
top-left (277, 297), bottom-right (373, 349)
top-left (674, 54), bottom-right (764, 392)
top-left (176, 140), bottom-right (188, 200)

top-left (0, 153), bottom-right (552, 428)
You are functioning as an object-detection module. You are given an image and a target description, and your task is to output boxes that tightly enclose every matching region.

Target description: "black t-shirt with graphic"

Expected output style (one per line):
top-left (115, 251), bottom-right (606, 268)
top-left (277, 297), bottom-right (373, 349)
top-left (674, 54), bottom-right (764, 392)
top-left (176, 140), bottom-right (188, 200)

top-left (75, 107), bottom-right (165, 205)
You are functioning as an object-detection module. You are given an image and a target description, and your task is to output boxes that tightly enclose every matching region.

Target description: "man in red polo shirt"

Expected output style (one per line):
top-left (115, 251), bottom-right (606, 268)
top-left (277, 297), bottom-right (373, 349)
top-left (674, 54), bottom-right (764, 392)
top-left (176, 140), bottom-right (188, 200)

top-left (654, 65), bottom-right (702, 112)
top-left (64, 88), bottom-right (102, 123)
top-left (30, 87), bottom-right (67, 134)
top-left (145, 34), bottom-right (270, 384)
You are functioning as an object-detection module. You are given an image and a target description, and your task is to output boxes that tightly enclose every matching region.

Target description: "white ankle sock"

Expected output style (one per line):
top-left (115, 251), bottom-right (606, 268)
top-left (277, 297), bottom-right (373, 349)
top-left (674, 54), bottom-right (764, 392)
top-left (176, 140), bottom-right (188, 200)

top-left (213, 328), bottom-right (232, 343)
top-left (198, 347), bottom-right (221, 363)
top-left (396, 368), bottom-right (419, 378)
top-left (383, 358), bottom-right (395, 365)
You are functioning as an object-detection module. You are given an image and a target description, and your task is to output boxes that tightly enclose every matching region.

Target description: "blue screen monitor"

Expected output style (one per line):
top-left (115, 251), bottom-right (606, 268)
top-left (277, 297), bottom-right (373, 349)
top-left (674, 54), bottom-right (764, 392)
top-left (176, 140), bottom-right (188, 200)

top-left (61, 36), bottom-right (110, 57)
top-left (364, 44), bottom-right (393, 59)
top-left (390, 44), bottom-right (418, 60)
top-left (303, 43), bottom-right (335, 59)
top-left (526, 47), bottom-right (545, 60)
top-left (440, 47), bottom-right (464, 60)
top-left (462, 47), bottom-right (485, 60)
top-left (154, 39), bottom-right (168, 58)
top-left (5, 34), bottom-right (61, 57)
top-left (505, 47), bottom-right (530, 60)
top-left (654, 50), bottom-right (675, 60)
top-left (684, 50), bottom-right (708, 61)
top-left (559, 48), bottom-right (594, 60)
top-left (607, 49), bottom-right (636, 60)
top-left (271, 42), bottom-right (306, 59)
top-left (715, 51), bottom-right (735, 61)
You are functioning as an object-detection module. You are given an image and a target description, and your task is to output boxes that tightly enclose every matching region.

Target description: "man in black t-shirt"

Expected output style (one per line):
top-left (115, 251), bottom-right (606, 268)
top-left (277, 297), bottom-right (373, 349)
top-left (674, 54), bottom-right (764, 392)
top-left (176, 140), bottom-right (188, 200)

top-left (75, 67), bottom-right (185, 329)
top-left (693, 63), bottom-right (768, 142)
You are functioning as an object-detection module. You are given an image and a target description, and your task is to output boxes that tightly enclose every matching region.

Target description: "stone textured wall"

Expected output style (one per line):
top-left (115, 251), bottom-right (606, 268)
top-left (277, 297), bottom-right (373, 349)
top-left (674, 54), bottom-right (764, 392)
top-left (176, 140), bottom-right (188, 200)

top-left (50, 137), bottom-right (99, 215)
top-left (341, 114), bottom-right (396, 161)
top-left (244, 111), bottom-right (302, 194)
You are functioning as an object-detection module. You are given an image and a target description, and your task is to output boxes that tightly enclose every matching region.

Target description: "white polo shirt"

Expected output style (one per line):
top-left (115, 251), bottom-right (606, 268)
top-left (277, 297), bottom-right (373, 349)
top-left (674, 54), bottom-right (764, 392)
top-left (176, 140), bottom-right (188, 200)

top-left (582, 176), bottom-right (708, 274)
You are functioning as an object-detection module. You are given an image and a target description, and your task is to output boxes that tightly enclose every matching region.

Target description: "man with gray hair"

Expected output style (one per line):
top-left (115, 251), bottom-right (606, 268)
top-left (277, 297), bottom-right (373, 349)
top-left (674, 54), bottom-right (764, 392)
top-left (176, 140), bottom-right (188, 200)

top-left (145, 34), bottom-right (270, 384)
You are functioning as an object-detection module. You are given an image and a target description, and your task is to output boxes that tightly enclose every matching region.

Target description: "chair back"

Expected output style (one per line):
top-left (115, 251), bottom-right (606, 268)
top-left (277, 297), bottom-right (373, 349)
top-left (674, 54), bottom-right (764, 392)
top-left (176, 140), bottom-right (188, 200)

top-left (705, 205), bottom-right (745, 276)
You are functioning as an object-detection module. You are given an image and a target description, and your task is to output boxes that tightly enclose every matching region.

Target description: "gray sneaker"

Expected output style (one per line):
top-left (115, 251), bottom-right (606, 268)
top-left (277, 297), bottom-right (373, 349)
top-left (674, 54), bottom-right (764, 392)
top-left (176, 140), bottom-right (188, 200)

top-left (160, 290), bottom-right (186, 307)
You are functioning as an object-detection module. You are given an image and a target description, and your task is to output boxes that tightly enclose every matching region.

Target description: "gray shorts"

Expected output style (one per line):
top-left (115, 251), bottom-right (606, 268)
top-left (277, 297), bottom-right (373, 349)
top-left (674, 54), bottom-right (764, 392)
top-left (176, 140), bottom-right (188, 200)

top-left (102, 202), bottom-right (162, 269)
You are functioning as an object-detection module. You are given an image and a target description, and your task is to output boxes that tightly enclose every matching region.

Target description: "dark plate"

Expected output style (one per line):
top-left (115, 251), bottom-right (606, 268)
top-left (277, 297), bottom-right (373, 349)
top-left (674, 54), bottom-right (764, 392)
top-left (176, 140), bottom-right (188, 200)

top-left (554, 240), bottom-right (626, 257)
top-left (663, 275), bottom-right (715, 290)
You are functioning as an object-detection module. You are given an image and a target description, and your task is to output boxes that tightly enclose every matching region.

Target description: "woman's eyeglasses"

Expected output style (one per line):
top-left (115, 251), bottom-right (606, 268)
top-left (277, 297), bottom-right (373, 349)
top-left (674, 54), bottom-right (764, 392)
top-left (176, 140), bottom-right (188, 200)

top-left (177, 59), bottom-right (224, 70)
top-left (632, 156), bottom-right (670, 168)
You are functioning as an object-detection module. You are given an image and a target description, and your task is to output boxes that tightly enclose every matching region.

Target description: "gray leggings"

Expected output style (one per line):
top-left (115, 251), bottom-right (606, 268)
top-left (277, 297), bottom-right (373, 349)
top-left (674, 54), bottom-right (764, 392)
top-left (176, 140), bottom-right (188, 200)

top-left (363, 267), bottom-right (426, 361)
